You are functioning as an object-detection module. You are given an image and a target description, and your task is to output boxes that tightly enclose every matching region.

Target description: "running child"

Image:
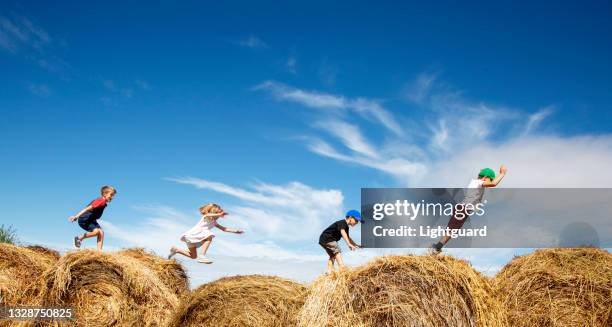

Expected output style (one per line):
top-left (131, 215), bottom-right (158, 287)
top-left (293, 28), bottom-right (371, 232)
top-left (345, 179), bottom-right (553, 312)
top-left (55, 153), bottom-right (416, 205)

top-left (168, 203), bottom-right (243, 264)
top-left (430, 165), bottom-right (507, 254)
top-left (69, 185), bottom-right (117, 250)
top-left (319, 210), bottom-right (362, 274)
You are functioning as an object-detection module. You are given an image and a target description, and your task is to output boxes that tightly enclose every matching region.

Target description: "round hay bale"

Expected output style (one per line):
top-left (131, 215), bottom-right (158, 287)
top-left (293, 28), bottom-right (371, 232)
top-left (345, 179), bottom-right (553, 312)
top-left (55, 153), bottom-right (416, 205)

top-left (117, 248), bottom-right (189, 295)
top-left (0, 243), bottom-right (56, 306)
top-left (298, 255), bottom-right (506, 327)
top-left (25, 245), bottom-right (61, 261)
top-left (37, 249), bottom-right (180, 326)
top-left (493, 248), bottom-right (612, 327)
top-left (168, 275), bottom-right (307, 327)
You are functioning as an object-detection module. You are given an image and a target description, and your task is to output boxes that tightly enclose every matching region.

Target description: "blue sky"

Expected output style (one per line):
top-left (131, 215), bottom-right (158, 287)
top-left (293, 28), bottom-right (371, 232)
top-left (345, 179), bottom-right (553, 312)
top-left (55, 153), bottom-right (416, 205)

top-left (1, 1), bottom-right (612, 284)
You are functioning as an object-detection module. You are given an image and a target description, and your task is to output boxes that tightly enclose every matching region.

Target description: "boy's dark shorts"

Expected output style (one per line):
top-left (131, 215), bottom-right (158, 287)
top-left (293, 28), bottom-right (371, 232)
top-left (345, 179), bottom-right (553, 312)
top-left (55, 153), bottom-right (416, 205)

top-left (447, 206), bottom-right (470, 230)
top-left (320, 241), bottom-right (341, 257)
top-left (78, 219), bottom-right (101, 232)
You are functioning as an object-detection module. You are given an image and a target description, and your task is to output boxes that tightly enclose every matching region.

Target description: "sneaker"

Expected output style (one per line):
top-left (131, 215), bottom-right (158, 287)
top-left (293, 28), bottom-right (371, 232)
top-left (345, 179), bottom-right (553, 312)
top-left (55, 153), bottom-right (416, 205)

top-left (168, 246), bottom-right (178, 259)
top-left (428, 243), bottom-right (442, 255)
top-left (73, 236), bottom-right (81, 249)
top-left (197, 256), bottom-right (213, 264)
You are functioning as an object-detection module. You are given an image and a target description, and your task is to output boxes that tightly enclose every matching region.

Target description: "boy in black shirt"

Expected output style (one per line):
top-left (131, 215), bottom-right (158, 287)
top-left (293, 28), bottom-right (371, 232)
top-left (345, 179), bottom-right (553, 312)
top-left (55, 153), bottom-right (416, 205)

top-left (319, 210), bottom-right (362, 274)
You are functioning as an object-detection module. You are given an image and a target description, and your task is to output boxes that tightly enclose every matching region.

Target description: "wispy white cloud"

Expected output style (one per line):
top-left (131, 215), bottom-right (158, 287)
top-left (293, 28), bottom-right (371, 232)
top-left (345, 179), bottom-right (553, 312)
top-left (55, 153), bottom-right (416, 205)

top-left (166, 177), bottom-right (345, 242)
top-left (102, 79), bottom-right (116, 91)
top-left (304, 123), bottom-right (427, 185)
top-left (121, 88), bottom-right (133, 99)
top-left (254, 80), bottom-right (403, 136)
top-left (27, 83), bottom-right (51, 97)
top-left (102, 178), bottom-right (346, 278)
top-left (524, 106), bottom-right (554, 135)
top-left (100, 78), bottom-right (147, 104)
top-left (255, 80), bottom-right (345, 109)
top-left (285, 56), bottom-right (297, 74)
top-left (233, 36), bottom-right (267, 49)
top-left (0, 14), bottom-right (72, 75)
top-left (0, 15), bottom-right (51, 53)
top-left (404, 71), bottom-right (438, 103)
top-left (314, 120), bottom-right (378, 157)
top-left (318, 59), bottom-right (337, 87)
top-left (255, 73), bottom-right (598, 188)
top-left (429, 135), bottom-right (612, 188)
top-left (135, 79), bottom-right (151, 91)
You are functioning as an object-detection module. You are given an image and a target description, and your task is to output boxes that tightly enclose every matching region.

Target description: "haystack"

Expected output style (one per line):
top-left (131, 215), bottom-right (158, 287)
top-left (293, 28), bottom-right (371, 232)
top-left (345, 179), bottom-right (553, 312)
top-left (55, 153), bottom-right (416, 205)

top-left (25, 245), bottom-right (61, 261)
top-left (167, 275), bottom-right (307, 327)
top-left (0, 243), bottom-right (56, 306)
top-left (493, 248), bottom-right (612, 327)
top-left (36, 249), bottom-right (180, 326)
top-left (117, 248), bottom-right (189, 295)
top-left (298, 255), bottom-right (506, 327)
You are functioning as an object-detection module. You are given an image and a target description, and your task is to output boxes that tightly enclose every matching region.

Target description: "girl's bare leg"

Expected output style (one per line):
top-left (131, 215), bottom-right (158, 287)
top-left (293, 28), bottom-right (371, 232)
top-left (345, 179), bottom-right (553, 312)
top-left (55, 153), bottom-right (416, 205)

top-left (174, 246), bottom-right (198, 259)
top-left (200, 236), bottom-right (214, 257)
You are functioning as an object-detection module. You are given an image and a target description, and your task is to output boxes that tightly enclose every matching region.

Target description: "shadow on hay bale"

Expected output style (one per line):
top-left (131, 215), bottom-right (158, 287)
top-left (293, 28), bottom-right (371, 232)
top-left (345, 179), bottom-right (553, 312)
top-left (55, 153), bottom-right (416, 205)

top-left (117, 248), bottom-right (189, 295)
top-left (167, 275), bottom-right (307, 327)
top-left (298, 255), bottom-right (506, 327)
top-left (0, 243), bottom-right (57, 307)
top-left (34, 249), bottom-right (186, 326)
top-left (493, 248), bottom-right (612, 327)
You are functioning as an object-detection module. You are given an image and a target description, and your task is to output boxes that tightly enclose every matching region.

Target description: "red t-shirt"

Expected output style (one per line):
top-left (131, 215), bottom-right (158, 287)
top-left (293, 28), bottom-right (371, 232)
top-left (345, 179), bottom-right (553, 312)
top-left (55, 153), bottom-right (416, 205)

top-left (79, 197), bottom-right (108, 222)
top-left (91, 197), bottom-right (107, 209)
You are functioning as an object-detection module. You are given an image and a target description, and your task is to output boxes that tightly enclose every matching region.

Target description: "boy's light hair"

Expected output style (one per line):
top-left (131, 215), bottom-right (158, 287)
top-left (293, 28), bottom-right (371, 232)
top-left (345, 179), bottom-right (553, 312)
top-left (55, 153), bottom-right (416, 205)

top-left (199, 203), bottom-right (223, 216)
top-left (101, 185), bottom-right (117, 195)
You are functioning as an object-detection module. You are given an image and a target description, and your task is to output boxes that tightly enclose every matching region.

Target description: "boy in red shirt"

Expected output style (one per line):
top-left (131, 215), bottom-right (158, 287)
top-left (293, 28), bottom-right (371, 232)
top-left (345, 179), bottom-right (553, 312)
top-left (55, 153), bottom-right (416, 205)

top-left (69, 185), bottom-right (117, 250)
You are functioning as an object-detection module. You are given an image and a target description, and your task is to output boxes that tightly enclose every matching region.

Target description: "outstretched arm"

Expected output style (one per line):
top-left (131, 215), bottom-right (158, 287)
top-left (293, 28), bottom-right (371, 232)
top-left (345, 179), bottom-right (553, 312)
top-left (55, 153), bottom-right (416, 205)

top-left (340, 229), bottom-right (360, 250)
top-left (204, 211), bottom-right (228, 219)
top-left (69, 205), bottom-right (93, 222)
top-left (482, 165), bottom-right (508, 187)
top-left (214, 222), bottom-right (244, 234)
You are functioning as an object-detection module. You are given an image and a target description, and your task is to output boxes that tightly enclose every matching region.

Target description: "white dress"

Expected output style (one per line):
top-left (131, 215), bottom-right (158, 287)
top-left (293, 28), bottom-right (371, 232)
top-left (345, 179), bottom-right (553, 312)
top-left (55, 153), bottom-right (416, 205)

top-left (180, 216), bottom-right (217, 243)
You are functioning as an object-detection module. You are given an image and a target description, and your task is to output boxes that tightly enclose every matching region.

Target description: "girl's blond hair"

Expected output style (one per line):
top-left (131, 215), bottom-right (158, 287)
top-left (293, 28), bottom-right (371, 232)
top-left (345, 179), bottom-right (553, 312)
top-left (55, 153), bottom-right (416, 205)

top-left (199, 203), bottom-right (223, 219)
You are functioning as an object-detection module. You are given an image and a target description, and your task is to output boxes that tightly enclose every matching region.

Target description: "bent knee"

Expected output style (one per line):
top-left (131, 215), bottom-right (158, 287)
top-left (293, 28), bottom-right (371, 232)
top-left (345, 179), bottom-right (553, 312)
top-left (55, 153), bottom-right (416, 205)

top-left (94, 228), bottom-right (104, 236)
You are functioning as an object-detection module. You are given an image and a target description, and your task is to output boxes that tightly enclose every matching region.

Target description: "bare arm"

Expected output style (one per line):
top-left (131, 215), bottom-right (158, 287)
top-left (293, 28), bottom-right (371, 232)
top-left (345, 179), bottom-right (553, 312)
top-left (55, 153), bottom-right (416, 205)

top-left (214, 222), bottom-right (243, 234)
top-left (69, 205), bottom-right (93, 222)
top-left (204, 211), bottom-right (227, 219)
top-left (340, 229), bottom-right (360, 250)
top-left (482, 165), bottom-right (508, 187)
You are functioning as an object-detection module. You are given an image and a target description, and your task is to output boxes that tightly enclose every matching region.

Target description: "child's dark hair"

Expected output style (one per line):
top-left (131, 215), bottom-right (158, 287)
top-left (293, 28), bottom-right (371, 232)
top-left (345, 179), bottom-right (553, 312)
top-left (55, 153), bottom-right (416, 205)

top-left (101, 185), bottom-right (117, 195)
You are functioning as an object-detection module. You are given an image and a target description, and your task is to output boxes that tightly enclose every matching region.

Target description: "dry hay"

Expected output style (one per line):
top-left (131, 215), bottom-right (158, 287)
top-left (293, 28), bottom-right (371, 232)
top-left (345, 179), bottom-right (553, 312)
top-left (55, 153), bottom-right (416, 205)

top-left (116, 248), bottom-right (189, 295)
top-left (493, 248), bottom-right (612, 327)
top-left (35, 249), bottom-right (181, 326)
top-left (25, 245), bottom-right (61, 261)
top-left (298, 255), bottom-right (506, 327)
top-left (167, 275), bottom-right (307, 327)
top-left (0, 243), bottom-right (57, 306)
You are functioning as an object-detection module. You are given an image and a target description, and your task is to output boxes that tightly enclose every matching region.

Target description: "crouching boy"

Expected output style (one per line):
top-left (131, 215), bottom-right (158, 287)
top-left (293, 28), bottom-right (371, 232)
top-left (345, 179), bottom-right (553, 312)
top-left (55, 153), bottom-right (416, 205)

top-left (319, 210), bottom-right (362, 274)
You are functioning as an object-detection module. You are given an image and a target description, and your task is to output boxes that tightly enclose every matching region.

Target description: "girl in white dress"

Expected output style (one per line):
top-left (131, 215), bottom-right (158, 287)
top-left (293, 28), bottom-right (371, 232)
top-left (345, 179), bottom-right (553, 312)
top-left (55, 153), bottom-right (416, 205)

top-left (168, 203), bottom-right (243, 264)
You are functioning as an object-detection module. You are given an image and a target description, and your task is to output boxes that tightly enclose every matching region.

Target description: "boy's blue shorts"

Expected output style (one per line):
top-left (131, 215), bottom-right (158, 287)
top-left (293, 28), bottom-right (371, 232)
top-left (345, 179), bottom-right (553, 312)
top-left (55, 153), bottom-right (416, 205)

top-left (78, 219), bottom-right (101, 232)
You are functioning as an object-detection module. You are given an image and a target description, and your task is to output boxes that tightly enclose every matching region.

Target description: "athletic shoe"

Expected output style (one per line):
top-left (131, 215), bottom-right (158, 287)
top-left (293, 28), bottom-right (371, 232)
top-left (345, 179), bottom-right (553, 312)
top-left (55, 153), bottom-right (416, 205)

top-left (197, 256), bottom-right (213, 264)
top-left (73, 236), bottom-right (81, 249)
top-left (428, 243), bottom-right (442, 255)
top-left (168, 246), bottom-right (178, 259)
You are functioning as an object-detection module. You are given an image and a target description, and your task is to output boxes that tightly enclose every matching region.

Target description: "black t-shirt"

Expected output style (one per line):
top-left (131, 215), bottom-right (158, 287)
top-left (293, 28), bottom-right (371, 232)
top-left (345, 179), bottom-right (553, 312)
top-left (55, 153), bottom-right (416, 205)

top-left (319, 219), bottom-right (349, 244)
